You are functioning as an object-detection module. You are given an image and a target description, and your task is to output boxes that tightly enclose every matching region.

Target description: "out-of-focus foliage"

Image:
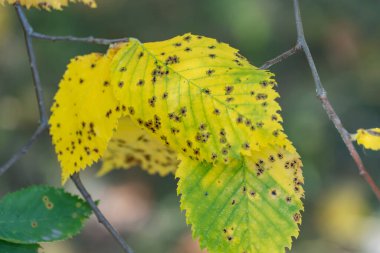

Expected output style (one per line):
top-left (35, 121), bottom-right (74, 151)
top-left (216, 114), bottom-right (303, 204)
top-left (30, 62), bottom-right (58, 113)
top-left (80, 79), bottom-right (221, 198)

top-left (352, 128), bottom-right (380, 151)
top-left (0, 0), bottom-right (96, 10)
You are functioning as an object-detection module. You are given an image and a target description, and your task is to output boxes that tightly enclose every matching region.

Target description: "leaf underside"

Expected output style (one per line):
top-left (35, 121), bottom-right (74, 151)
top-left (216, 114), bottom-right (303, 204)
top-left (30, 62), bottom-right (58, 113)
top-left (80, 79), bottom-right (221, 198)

top-left (98, 116), bottom-right (178, 177)
top-left (0, 186), bottom-right (92, 244)
top-left (0, 0), bottom-right (96, 10)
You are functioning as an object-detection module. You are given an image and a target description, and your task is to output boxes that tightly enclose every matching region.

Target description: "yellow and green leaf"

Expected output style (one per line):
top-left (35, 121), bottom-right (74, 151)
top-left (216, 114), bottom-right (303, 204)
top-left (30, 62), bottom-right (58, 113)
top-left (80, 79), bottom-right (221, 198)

top-left (352, 128), bottom-right (380, 151)
top-left (110, 34), bottom-right (292, 165)
top-left (49, 48), bottom-right (122, 184)
top-left (49, 33), bottom-right (304, 253)
top-left (98, 116), bottom-right (178, 177)
top-left (177, 146), bottom-right (304, 253)
top-left (1, 0), bottom-right (96, 10)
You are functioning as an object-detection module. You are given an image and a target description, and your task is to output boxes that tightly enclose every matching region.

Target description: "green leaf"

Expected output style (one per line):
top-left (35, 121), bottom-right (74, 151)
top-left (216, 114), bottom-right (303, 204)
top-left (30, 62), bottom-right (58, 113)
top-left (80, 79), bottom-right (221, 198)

top-left (0, 186), bottom-right (92, 244)
top-left (0, 240), bottom-right (39, 253)
top-left (177, 146), bottom-right (304, 253)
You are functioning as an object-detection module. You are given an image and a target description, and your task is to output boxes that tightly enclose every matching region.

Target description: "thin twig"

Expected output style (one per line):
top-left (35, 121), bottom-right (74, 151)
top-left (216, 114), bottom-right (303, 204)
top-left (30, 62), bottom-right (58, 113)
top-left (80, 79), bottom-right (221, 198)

top-left (291, 0), bottom-right (380, 200)
top-left (0, 123), bottom-right (47, 176)
top-left (71, 173), bottom-right (134, 253)
top-left (0, 5), bottom-right (50, 176)
top-left (31, 32), bottom-right (129, 45)
top-left (260, 0), bottom-right (380, 200)
top-left (15, 5), bottom-right (47, 124)
top-left (260, 44), bottom-right (301, 69)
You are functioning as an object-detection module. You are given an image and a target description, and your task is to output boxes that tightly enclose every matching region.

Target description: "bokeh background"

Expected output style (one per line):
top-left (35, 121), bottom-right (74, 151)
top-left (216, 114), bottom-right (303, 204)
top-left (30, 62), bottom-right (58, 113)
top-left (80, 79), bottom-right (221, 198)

top-left (1, 0), bottom-right (380, 252)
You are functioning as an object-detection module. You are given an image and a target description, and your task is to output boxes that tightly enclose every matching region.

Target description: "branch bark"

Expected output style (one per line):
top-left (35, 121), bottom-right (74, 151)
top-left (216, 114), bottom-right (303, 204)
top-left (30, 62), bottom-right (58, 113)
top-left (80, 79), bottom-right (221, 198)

top-left (71, 174), bottom-right (134, 253)
top-left (15, 6), bottom-right (47, 123)
top-left (287, 0), bottom-right (380, 199)
top-left (0, 5), bottom-right (49, 176)
top-left (31, 32), bottom-right (129, 45)
top-left (260, 44), bottom-right (301, 70)
top-left (0, 123), bottom-right (47, 176)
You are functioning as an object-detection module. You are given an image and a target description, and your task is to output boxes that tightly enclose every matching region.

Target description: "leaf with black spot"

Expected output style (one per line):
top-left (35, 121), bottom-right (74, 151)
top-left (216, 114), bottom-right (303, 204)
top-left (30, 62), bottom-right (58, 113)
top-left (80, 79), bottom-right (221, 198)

top-left (177, 146), bottom-right (304, 253)
top-left (110, 33), bottom-right (291, 164)
top-left (49, 49), bottom-right (123, 183)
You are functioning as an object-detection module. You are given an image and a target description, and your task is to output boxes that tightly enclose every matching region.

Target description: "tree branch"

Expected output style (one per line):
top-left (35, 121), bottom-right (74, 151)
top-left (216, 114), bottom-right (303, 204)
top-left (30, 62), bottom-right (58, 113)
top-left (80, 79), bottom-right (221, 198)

top-left (291, 0), bottom-right (380, 200)
top-left (0, 5), bottom-right (50, 176)
top-left (0, 123), bottom-right (47, 176)
top-left (260, 0), bottom-right (380, 200)
top-left (31, 32), bottom-right (130, 45)
top-left (15, 5), bottom-right (47, 124)
top-left (71, 173), bottom-right (134, 253)
top-left (260, 43), bottom-right (301, 70)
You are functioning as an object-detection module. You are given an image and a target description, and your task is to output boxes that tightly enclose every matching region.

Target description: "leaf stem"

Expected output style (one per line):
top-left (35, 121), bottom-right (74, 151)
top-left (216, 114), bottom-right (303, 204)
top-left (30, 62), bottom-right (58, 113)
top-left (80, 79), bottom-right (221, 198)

top-left (260, 44), bottom-right (301, 70)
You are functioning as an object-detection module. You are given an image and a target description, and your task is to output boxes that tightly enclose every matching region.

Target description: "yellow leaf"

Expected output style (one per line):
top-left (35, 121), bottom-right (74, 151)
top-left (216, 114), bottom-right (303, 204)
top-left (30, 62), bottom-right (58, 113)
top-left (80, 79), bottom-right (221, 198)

top-left (109, 34), bottom-right (291, 165)
top-left (1, 0), bottom-right (96, 10)
top-left (49, 48), bottom-right (121, 184)
top-left (353, 128), bottom-right (380, 151)
top-left (98, 116), bottom-right (178, 177)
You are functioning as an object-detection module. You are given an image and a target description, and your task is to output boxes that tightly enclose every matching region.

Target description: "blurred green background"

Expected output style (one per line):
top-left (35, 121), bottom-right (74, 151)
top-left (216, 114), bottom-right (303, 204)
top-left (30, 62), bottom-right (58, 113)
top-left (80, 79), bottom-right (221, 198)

top-left (1, 0), bottom-right (380, 252)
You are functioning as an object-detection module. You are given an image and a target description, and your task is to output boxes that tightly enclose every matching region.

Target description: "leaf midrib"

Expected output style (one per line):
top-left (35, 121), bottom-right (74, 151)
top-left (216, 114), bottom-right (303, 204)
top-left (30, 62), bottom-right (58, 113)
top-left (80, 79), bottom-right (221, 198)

top-left (135, 40), bottom-right (269, 121)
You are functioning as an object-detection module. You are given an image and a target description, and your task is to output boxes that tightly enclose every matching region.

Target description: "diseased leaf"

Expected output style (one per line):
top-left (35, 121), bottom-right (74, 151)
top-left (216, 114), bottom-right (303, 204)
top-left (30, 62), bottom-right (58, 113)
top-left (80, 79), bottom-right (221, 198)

top-left (110, 33), bottom-right (292, 165)
top-left (49, 49), bottom-right (123, 184)
top-left (0, 240), bottom-right (39, 253)
top-left (177, 146), bottom-right (304, 253)
top-left (0, 0), bottom-right (96, 10)
top-left (98, 116), bottom-right (178, 177)
top-left (49, 33), bottom-right (305, 252)
top-left (0, 186), bottom-right (91, 244)
top-left (352, 128), bottom-right (380, 151)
